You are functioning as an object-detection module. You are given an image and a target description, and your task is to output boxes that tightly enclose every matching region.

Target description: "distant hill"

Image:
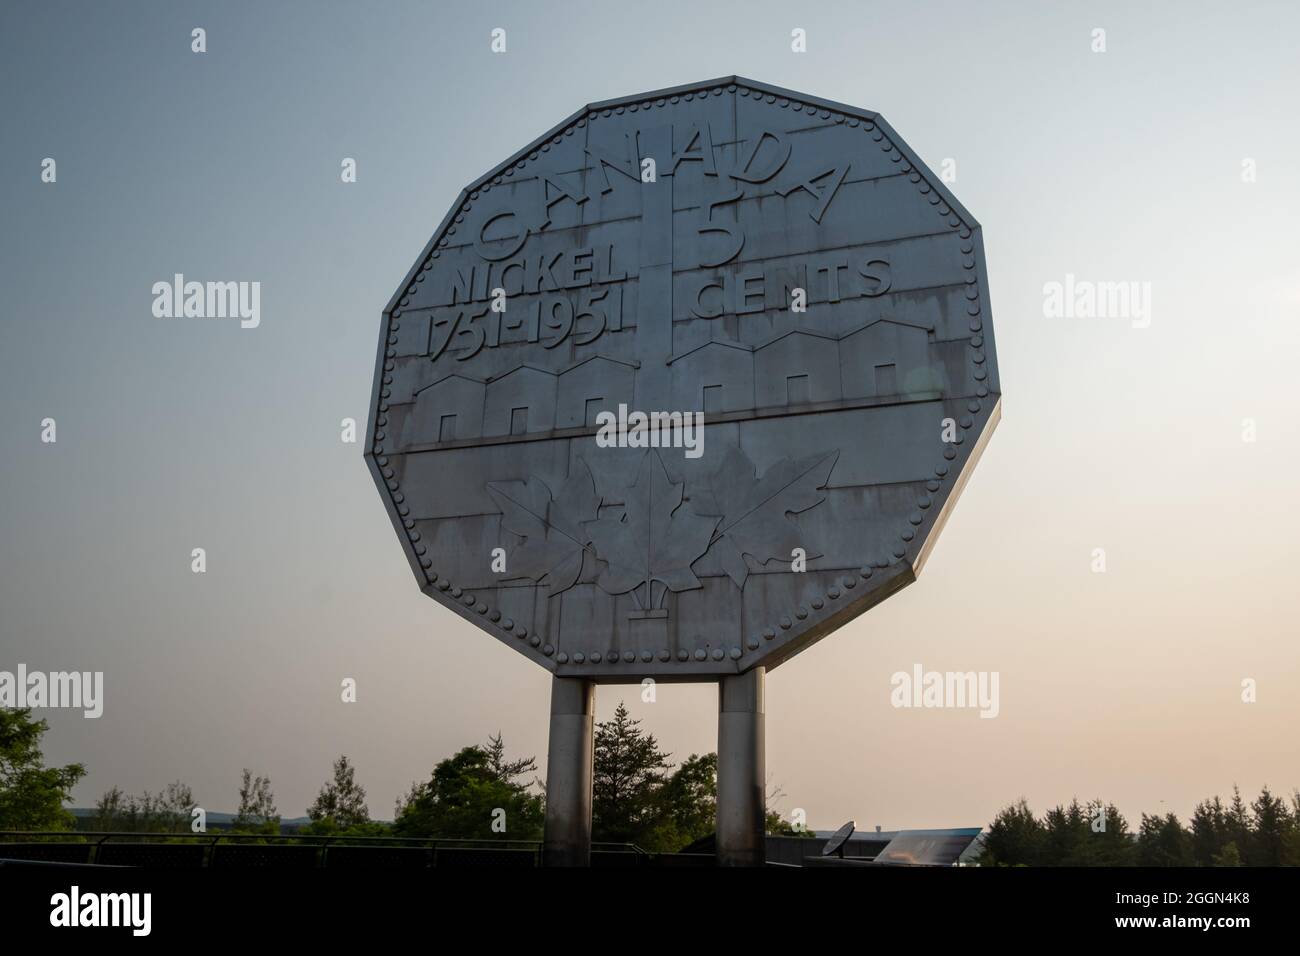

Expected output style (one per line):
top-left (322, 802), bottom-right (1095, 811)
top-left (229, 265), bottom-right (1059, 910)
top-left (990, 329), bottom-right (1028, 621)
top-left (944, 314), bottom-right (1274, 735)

top-left (69, 808), bottom-right (315, 830)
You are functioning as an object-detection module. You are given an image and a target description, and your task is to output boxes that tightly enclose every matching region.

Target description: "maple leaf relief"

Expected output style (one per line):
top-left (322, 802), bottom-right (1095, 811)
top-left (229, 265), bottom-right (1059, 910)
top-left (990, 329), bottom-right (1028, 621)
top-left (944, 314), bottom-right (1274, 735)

top-left (692, 446), bottom-right (839, 589)
top-left (583, 451), bottom-right (719, 610)
top-left (486, 459), bottom-right (600, 598)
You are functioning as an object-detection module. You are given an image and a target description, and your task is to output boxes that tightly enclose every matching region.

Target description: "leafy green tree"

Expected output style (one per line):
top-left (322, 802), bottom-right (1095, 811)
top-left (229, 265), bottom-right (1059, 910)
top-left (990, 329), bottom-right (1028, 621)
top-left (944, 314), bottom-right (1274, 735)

top-left (393, 736), bottom-right (542, 839)
top-left (157, 780), bottom-right (196, 830)
top-left (306, 756), bottom-right (370, 830)
top-left (592, 702), bottom-right (671, 846)
top-left (763, 778), bottom-right (814, 837)
top-left (647, 752), bottom-right (716, 850)
top-left (233, 769), bottom-right (279, 834)
top-left (764, 810), bottom-right (787, 834)
top-left (92, 781), bottom-right (194, 832)
top-left (0, 708), bottom-right (85, 831)
top-left (92, 785), bottom-right (127, 830)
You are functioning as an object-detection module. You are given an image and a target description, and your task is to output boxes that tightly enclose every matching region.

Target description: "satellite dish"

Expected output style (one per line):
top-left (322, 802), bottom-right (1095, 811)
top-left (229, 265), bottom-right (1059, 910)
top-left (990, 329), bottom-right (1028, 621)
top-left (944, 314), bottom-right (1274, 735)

top-left (822, 820), bottom-right (856, 858)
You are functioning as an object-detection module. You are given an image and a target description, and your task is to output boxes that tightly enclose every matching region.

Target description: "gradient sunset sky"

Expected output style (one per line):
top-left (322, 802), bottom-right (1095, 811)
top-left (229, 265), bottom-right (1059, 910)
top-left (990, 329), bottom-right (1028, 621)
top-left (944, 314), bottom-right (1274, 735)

top-left (2, 0), bottom-right (1297, 830)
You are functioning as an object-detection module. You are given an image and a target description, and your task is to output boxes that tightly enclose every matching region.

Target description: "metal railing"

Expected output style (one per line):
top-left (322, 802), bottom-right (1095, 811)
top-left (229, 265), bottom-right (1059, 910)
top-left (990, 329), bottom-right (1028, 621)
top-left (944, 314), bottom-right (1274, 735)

top-left (0, 831), bottom-right (665, 868)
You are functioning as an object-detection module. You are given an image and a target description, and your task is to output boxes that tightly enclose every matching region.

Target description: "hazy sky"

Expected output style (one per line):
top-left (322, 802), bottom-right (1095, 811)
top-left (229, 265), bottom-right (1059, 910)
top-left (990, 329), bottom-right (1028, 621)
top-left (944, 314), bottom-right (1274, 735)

top-left (2, 0), bottom-right (1297, 831)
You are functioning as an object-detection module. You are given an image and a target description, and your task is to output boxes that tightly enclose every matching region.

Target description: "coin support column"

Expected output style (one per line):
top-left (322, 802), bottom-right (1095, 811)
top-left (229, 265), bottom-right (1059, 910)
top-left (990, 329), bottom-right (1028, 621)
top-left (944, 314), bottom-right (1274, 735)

top-left (543, 676), bottom-right (595, 866)
top-left (716, 666), bottom-right (766, 866)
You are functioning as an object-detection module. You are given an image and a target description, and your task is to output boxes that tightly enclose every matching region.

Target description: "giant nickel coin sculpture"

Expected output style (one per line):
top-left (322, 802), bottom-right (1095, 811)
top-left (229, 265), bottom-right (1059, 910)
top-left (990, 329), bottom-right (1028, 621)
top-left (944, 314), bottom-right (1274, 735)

top-left (366, 77), bottom-right (1000, 865)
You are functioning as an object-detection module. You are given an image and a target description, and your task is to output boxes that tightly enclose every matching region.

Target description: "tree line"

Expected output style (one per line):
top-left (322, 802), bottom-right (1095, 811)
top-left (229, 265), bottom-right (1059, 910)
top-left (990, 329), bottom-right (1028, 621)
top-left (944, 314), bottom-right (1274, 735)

top-left (11, 705), bottom-right (1293, 862)
top-left (977, 788), bottom-right (1300, 866)
top-left (1, 703), bottom-right (801, 853)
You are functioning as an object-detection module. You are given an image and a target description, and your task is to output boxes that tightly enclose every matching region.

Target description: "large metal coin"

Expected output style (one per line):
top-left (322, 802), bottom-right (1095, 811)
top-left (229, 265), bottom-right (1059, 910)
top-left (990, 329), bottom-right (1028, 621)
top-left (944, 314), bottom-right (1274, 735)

top-left (366, 76), bottom-right (1000, 679)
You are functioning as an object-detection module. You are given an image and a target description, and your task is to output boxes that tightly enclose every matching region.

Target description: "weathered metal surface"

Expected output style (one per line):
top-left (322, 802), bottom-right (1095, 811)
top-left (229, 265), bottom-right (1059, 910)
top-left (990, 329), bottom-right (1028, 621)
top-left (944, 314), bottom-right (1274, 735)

top-left (542, 676), bottom-right (595, 866)
top-left (716, 667), bottom-right (766, 865)
top-left (366, 76), bottom-right (1000, 680)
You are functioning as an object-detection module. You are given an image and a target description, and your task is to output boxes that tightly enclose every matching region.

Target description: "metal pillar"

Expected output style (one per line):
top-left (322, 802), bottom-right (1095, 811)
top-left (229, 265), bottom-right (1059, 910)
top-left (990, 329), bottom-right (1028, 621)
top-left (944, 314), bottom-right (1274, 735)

top-left (543, 676), bottom-right (595, 866)
top-left (716, 667), bottom-right (766, 866)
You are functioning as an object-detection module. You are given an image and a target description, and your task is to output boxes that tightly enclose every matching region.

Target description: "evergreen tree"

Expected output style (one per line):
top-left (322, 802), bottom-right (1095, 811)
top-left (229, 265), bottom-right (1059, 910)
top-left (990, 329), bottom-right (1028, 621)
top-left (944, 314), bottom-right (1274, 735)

top-left (1077, 800), bottom-right (1135, 866)
top-left (307, 755), bottom-right (371, 830)
top-left (978, 798), bottom-right (1044, 866)
top-left (1137, 812), bottom-right (1192, 866)
top-left (1042, 801), bottom-right (1088, 866)
top-left (980, 786), bottom-right (1300, 867)
top-left (1190, 796), bottom-right (1229, 867)
top-left (1213, 842), bottom-right (1243, 866)
top-left (1226, 784), bottom-right (1251, 856)
top-left (485, 731), bottom-right (538, 785)
top-left (1248, 785), bottom-right (1291, 866)
top-left (1286, 791), bottom-right (1300, 866)
top-left (592, 702), bottom-right (672, 846)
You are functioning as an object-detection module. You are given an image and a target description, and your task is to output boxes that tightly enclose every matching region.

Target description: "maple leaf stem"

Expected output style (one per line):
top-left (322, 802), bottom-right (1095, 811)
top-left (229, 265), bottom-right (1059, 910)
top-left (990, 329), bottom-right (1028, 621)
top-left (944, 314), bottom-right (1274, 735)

top-left (490, 486), bottom-right (600, 560)
top-left (705, 451), bottom-right (835, 548)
